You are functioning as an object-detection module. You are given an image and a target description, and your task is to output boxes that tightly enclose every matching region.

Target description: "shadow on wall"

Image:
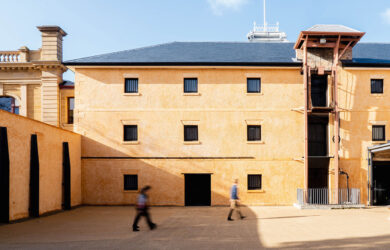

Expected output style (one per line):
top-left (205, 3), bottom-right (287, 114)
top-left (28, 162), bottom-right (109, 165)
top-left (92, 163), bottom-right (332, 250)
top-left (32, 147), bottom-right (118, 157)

top-left (81, 135), bottom-right (254, 206)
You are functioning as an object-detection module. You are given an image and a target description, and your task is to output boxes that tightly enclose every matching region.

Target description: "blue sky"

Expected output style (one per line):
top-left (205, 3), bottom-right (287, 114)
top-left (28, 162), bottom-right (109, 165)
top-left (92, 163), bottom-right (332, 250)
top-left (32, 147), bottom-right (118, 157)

top-left (1, 0), bottom-right (390, 80)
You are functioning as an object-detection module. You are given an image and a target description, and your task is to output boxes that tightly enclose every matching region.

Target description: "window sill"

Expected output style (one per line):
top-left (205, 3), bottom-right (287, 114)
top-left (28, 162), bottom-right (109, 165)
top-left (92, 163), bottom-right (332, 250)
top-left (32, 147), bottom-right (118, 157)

top-left (122, 141), bottom-right (140, 145)
top-left (370, 94), bottom-right (384, 97)
top-left (123, 93), bottom-right (141, 96)
top-left (246, 92), bottom-right (263, 96)
top-left (123, 190), bottom-right (139, 193)
top-left (247, 141), bottom-right (264, 144)
top-left (183, 92), bottom-right (201, 96)
top-left (372, 141), bottom-right (387, 144)
top-left (247, 190), bottom-right (265, 193)
top-left (183, 141), bottom-right (201, 145)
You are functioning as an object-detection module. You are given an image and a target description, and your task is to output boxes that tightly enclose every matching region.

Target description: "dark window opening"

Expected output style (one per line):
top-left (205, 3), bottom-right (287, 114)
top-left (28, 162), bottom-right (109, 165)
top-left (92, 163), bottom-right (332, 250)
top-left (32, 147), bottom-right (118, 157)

top-left (247, 125), bottom-right (261, 141)
top-left (311, 75), bottom-right (328, 107)
top-left (184, 78), bottom-right (198, 93)
top-left (67, 97), bottom-right (74, 124)
top-left (0, 96), bottom-right (19, 114)
top-left (124, 125), bottom-right (138, 141)
top-left (373, 125), bottom-right (385, 141)
top-left (248, 174), bottom-right (262, 190)
top-left (308, 116), bottom-right (328, 156)
top-left (125, 78), bottom-right (138, 93)
top-left (371, 79), bottom-right (383, 94)
top-left (247, 78), bottom-right (261, 93)
top-left (124, 175), bottom-right (138, 190)
top-left (184, 125), bottom-right (198, 141)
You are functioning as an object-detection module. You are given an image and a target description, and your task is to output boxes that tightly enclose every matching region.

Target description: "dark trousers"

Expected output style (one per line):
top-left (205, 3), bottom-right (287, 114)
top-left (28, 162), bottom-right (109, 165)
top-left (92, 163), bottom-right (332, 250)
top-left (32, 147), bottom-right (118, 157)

top-left (133, 208), bottom-right (154, 229)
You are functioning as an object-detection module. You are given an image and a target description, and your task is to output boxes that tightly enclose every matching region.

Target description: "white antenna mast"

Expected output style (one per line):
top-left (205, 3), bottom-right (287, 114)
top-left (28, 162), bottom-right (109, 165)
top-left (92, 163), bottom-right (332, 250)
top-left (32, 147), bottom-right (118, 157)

top-left (263, 0), bottom-right (267, 31)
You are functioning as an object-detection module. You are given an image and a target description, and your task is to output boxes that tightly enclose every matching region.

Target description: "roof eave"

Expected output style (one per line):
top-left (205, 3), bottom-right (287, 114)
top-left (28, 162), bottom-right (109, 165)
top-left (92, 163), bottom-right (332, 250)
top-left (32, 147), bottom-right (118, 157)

top-left (63, 62), bottom-right (302, 67)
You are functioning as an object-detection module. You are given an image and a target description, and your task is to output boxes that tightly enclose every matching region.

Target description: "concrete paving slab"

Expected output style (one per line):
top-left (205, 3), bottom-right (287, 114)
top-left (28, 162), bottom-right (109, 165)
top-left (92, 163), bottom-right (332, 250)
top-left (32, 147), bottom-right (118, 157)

top-left (1, 206), bottom-right (390, 249)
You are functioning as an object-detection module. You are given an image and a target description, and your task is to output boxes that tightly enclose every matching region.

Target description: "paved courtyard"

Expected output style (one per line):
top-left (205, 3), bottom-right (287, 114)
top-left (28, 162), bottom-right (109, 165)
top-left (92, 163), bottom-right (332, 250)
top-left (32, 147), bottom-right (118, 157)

top-left (1, 206), bottom-right (390, 249)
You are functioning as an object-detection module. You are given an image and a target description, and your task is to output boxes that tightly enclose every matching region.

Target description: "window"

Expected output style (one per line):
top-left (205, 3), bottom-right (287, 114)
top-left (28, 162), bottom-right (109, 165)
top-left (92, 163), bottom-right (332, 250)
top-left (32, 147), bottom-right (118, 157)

top-left (124, 175), bottom-right (138, 190)
top-left (248, 174), bottom-right (262, 190)
top-left (0, 96), bottom-right (19, 114)
top-left (184, 125), bottom-right (198, 141)
top-left (372, 125), bottom-right (385, 141)
top-left (247, 78), bottom-right (261, 93)
top-left (125, 78), bottom-right (138, 93)
top-left (184, 78), bottom-right (198, 93)
top-left (247, 125), bottom-right (261, 141)
top-left (371, 79), bottom-right (383, 94)
top-left (124, 125), bottom-right (138, 141)
top-left (67, 97), bottom-right (74, 124)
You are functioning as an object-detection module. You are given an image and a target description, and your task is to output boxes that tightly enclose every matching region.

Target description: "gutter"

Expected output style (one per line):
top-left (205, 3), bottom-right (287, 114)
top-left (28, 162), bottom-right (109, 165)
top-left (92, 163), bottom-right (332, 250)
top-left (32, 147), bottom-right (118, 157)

top-left (63, 61), bottom-right (303, 67)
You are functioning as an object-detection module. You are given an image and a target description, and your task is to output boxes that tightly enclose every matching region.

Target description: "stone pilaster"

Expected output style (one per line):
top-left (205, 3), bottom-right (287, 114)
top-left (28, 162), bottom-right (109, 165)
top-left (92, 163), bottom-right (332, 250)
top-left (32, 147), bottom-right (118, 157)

top-left (41, 69), bottom-right (61, 126)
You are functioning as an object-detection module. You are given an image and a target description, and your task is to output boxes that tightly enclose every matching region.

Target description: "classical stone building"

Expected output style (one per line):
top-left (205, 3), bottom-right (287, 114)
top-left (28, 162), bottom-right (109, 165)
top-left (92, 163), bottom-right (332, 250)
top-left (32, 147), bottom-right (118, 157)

top-left (0, 26), bottom-right (74, 129)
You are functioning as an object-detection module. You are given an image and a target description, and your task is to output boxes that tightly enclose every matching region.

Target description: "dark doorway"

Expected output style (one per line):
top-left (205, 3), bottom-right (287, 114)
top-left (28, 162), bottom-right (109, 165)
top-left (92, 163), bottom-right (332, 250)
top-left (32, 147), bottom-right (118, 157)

top-left (308, 115), bottom-right (328, 157)
top-left (62, 142), bottom-right (71, 210)
top-left (0, 127), bottom-right (10, 223)
top-left (372, 162), bottom-right (390, 205)
top-left (29, 134), bottom-right (39, 217)
top-left (185, 174), bottom-right (211, 206)
top-left (308, 158), bottom-right (329, 189)
top-left (311, 75), bottom-right (328, 107)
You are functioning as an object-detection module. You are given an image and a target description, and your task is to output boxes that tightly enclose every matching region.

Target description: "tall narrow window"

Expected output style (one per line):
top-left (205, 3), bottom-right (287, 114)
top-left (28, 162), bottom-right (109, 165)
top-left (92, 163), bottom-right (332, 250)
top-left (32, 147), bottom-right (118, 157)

top-left (184, 78), bottom-right (198, 93)
top-left (125, 78), bottom-right (138, 93)
top-left (67, 97), bottom-right (74, 124)
top-left (372, 125), bottom-right (385, 141)
top-left (247, 125), bottom-right (261, 141)
top-left (247, 78), bottom-right (261, 93)
top-left (124, 125), bottom-right (138, 141)
top-left (371, 79), bottom-right (383, 94)
top-left (184, 125), bottom-right (198, 141)
top-left (248, 174), bottom-right (262, 190)
top-left (124, 175), bottom-right (138, 190)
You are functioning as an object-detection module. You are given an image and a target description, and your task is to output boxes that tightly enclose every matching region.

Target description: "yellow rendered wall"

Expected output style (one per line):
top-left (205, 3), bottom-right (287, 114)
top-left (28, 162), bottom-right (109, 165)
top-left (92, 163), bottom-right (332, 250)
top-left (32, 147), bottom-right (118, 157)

top-left (337, 68), bottom-right (390, 204)
top-left (74, 67), bottom-right (304, 206)
top-left (0, 110), bottom-right (81, 221)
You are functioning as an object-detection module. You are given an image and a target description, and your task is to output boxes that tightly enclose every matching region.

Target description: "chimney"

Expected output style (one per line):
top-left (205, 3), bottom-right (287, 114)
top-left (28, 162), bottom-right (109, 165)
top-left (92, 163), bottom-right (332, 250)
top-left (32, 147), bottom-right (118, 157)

top-left (37, 26), bottom-right (67, 61)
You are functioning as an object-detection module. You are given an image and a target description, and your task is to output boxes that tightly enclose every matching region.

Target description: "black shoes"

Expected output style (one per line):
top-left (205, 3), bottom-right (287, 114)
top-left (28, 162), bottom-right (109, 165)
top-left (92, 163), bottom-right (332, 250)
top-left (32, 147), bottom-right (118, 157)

top-left (150, 223), bottom-right (157, 230)
top-left (227, 217), bottom-right (233, 221)
top-left (133, 227), bottom-right (140, 232)
top-left (240, 216), bottom-right (246, 220)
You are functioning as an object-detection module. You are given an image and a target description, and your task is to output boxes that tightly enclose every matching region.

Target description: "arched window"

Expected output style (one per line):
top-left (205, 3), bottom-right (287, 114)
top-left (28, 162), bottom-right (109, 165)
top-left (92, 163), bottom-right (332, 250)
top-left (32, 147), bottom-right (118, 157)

top-left (0, 96), bottom-right (19, 114)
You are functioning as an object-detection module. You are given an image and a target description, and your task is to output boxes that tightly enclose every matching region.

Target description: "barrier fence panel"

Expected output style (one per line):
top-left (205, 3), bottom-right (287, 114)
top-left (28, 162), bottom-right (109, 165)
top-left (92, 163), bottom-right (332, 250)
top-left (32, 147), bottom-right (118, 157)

top-left (297, 188), bottom-right (360, 205)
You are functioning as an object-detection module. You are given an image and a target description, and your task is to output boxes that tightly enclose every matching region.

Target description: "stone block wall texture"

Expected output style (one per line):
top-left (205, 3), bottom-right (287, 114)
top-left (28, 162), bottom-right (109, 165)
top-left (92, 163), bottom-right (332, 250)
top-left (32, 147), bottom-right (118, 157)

top-left (74, 67), bottom-right (305, 206)
top-left (0, 110), bottom-right (81, 221)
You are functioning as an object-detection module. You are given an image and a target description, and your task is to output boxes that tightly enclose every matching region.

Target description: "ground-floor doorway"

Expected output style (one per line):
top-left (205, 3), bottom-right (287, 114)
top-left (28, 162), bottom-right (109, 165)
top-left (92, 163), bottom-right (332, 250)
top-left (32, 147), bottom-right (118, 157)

top-left (372, 161), bottom-right (390, 205)
top-left (185, 174), bottom-right (211, 206)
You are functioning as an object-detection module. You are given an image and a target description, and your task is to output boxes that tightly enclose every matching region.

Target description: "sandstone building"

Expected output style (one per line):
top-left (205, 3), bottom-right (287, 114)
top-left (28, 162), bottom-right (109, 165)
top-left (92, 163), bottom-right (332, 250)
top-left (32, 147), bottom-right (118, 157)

top-left (2, 24), bottom-right (390, 223)
top-left (0, 26), bottom-right (74, 130)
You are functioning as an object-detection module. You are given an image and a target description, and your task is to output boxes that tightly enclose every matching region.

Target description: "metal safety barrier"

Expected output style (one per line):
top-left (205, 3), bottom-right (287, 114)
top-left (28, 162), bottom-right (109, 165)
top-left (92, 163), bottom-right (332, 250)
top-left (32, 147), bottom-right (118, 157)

top-left (297, 188), bottom-right (361, 205)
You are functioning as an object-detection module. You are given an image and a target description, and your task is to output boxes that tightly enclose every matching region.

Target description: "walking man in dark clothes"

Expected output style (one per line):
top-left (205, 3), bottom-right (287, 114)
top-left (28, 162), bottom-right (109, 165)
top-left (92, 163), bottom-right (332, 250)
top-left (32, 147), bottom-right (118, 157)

top-left (132, 185), bottom-right (157, 231)
top-left (227, 179), bottom-right (245, 221)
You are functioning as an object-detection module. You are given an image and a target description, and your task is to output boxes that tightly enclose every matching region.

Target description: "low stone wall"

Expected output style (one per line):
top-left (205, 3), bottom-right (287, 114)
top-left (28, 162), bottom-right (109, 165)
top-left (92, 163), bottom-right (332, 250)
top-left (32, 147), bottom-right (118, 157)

top-left (0, 110), bottom-right (81, 222)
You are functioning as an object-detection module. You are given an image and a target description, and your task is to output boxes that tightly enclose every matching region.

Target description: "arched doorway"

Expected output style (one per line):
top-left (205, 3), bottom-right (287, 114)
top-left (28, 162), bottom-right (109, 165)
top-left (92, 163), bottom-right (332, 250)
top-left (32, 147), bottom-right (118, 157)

top-left (0, 96), bottom-right (19, 114)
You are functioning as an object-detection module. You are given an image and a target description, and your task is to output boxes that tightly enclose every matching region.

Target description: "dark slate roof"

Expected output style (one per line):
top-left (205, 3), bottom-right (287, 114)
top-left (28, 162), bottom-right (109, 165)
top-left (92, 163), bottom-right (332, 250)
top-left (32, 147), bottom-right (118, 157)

top-left (59, 80), bottom-right (74, 89)
top-left (64, 42), bottom-right (299, 66)
top-left (346, 43), bottom-right (390, 66)
top-left (64, 42), bottom-right (390, 67)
